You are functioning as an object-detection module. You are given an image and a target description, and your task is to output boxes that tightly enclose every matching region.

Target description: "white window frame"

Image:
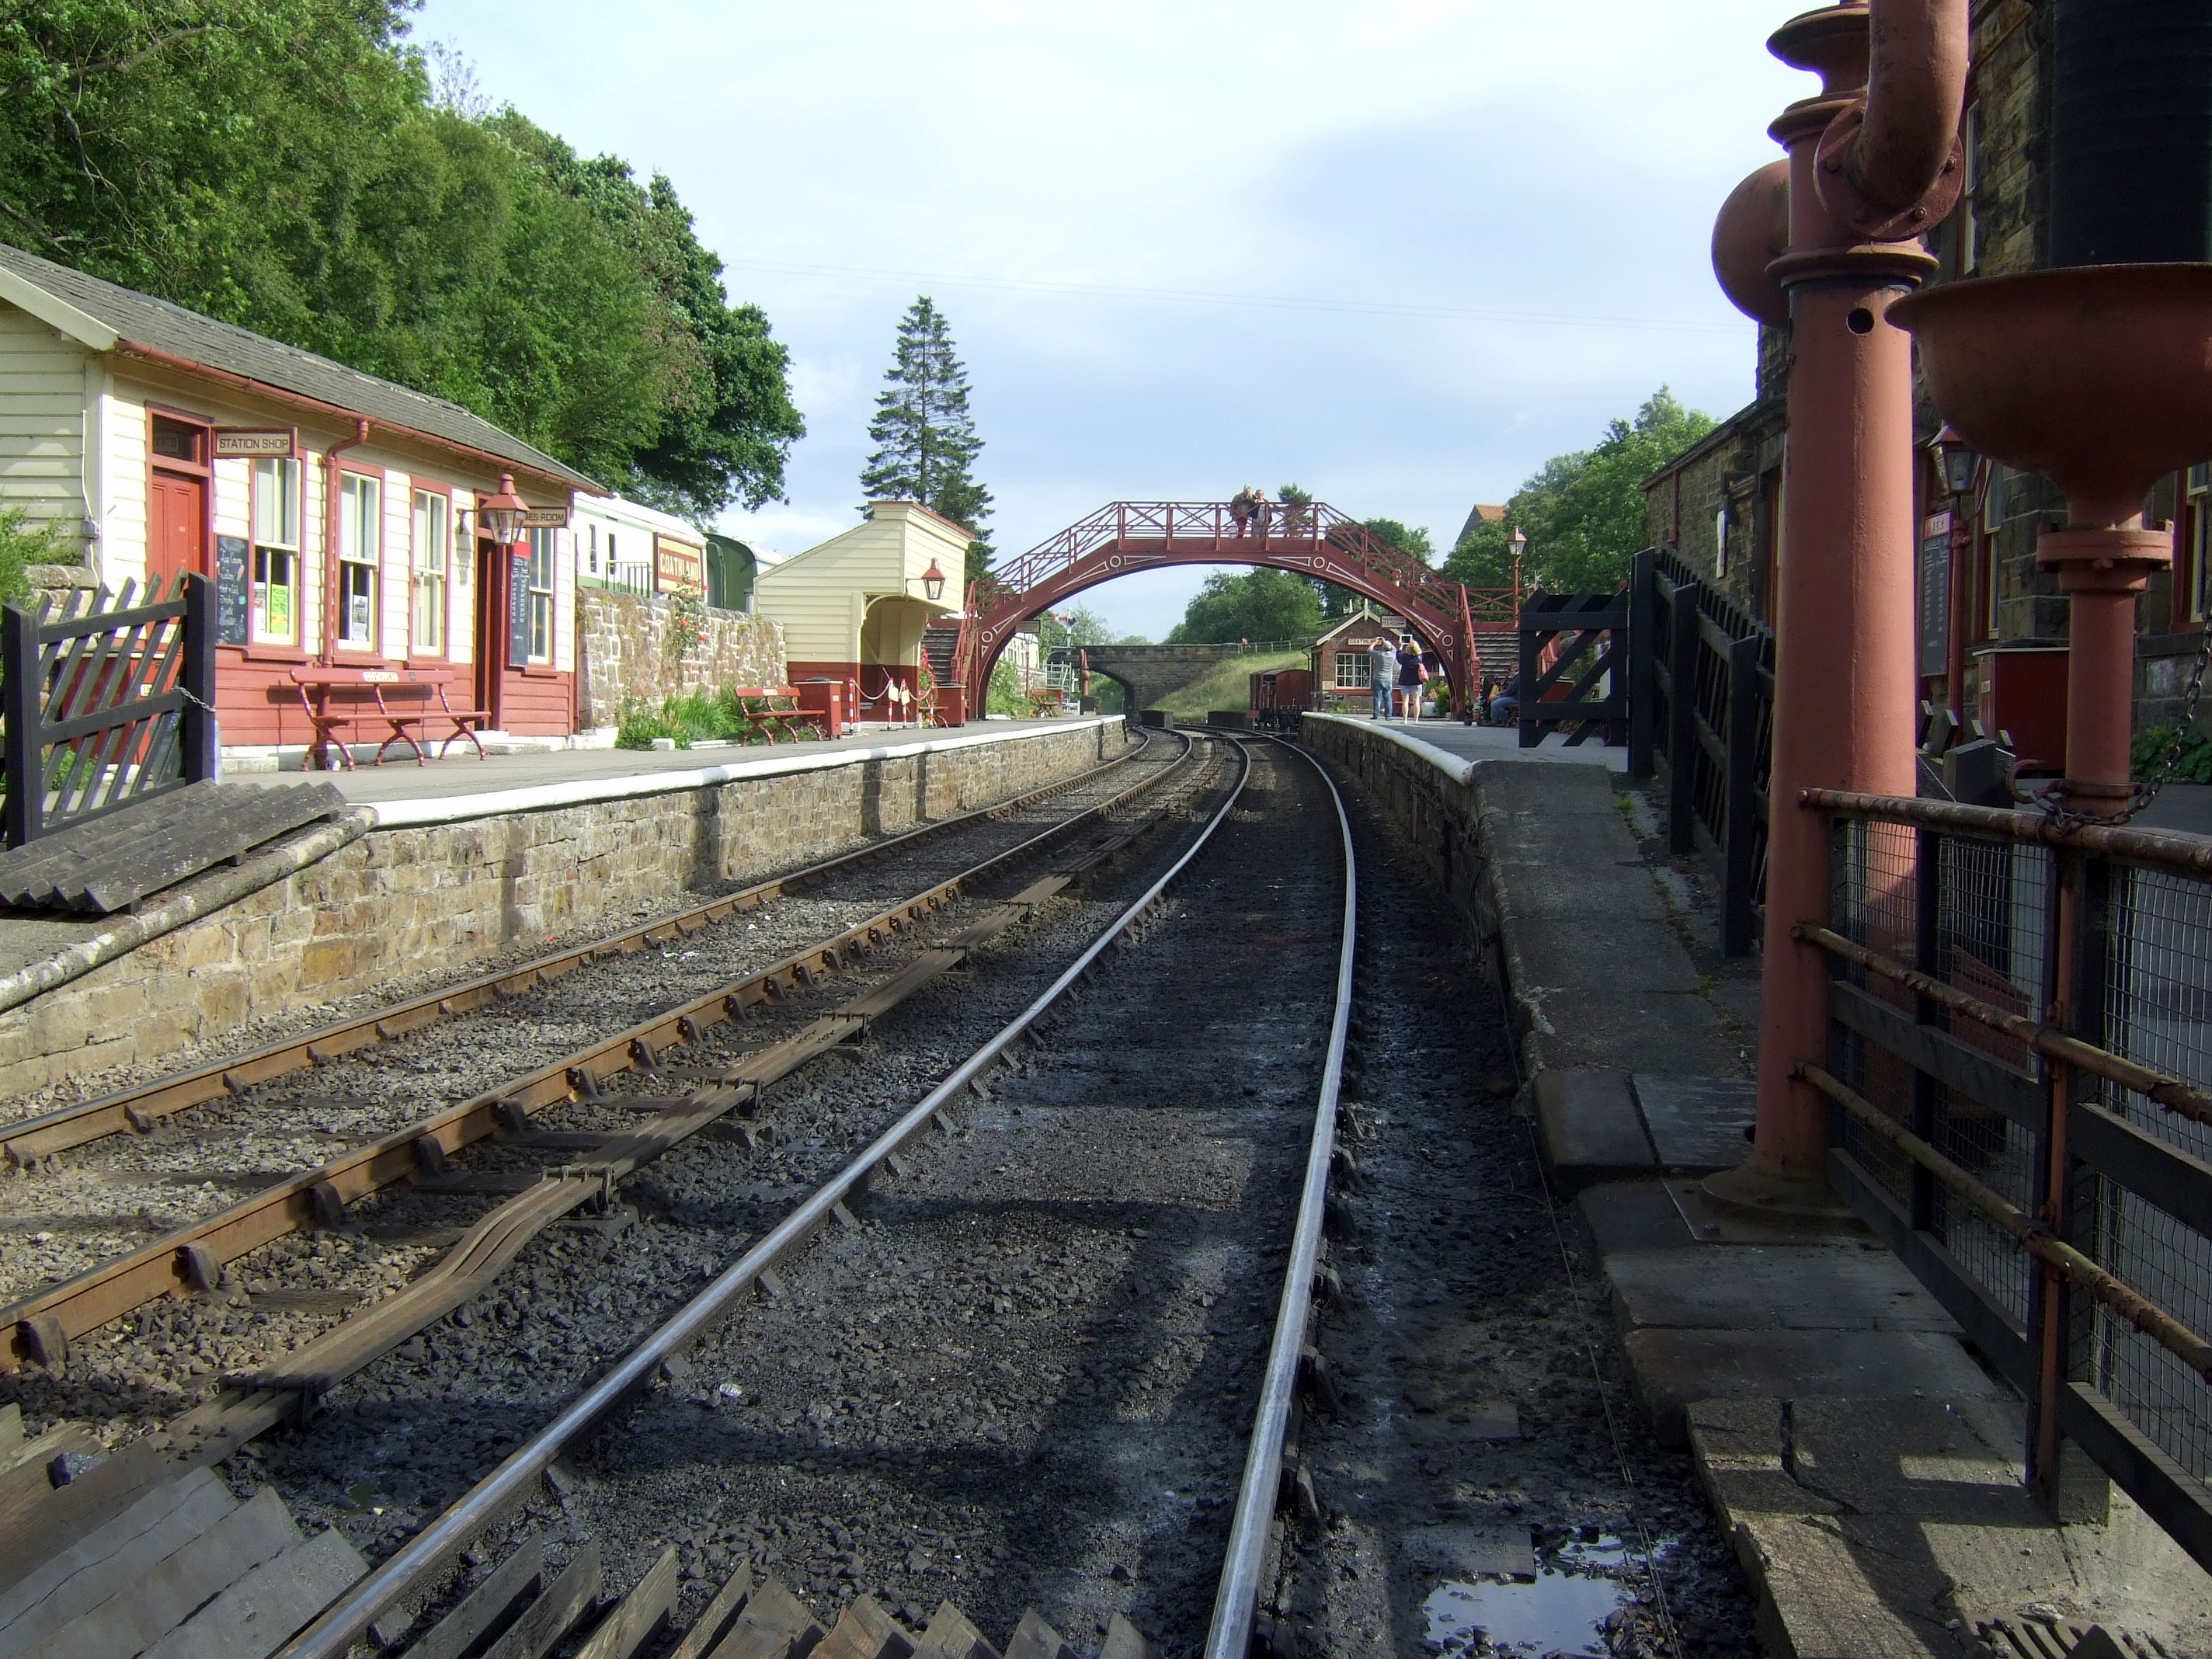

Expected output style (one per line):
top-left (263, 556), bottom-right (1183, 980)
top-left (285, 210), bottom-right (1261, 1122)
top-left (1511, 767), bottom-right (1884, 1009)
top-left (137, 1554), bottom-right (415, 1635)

top-left (337, 472), bottom-right (381, 651)
top-left (250, 457), bottom-right (301, 645)
top-left (1335, 650), bottom-right (1370, 690)
top-left (412, 489), bottom-right (450, 656)
top-left (527, 526), bottom-right (556, 663)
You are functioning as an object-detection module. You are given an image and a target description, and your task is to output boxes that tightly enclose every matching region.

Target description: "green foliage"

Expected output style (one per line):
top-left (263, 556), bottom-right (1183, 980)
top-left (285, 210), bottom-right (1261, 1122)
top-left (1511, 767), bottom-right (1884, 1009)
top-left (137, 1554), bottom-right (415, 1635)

top-left (985, 659), bottom-right (1024, 716)
top-left (860, 296), bottom-right (993, 556)
top-left (1037, 603), bottom-right (1111, 651)
top-left (1361, 518), bottom-right (1435, 563)
top-left (1445, 388), bottom-right (1716, 593)
top-left (2132, 724), bottom-right (2212, 784)
top-left (0, 506), bottom-right (67, 603)
top-left (0, 5), bottom-right (802, 512)
top-left (1166, 568), bottom-right (1324, 644)
top-left (614, 687), bottom-right (814, 750)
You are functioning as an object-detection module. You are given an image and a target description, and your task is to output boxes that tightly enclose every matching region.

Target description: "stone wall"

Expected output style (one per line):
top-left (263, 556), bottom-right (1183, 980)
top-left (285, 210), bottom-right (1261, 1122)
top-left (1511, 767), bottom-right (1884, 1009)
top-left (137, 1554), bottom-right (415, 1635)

top-left (1299, 715), bottom-right (1741, 1083)
top-left (575, 589), bottom-right (785, 727)
top-left (0, 719), bottom-right (1135, 1097)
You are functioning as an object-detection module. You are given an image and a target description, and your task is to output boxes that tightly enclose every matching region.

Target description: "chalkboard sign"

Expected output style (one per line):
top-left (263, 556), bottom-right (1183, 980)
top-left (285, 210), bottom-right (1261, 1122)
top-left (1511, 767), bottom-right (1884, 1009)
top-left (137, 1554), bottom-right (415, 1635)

top-left (1918, 514), bottom-right (1950, 676)
top-left (214, 535), bottom-right (249, 646)
top-left (509, 548), bottom-right (533, 666)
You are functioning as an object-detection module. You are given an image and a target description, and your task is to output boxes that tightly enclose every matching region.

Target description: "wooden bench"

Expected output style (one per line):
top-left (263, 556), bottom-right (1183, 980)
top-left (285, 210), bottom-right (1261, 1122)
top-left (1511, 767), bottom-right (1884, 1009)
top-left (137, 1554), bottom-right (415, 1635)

top-left (727, 687), bottom-right (826, 744)
top-left (288, 668), bottom-right (489, 770)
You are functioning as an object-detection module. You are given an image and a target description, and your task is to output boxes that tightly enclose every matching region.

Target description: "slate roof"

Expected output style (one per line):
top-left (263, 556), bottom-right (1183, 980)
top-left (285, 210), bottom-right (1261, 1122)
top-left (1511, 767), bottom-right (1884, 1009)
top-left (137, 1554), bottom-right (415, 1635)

top-left (0, 240), bottom-right (599, 492)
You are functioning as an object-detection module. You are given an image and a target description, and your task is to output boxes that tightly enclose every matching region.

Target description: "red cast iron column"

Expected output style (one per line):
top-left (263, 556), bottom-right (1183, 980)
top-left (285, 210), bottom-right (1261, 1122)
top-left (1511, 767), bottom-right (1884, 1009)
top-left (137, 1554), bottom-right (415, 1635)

top-left (1708, 0), bottom-right (1963, 1211)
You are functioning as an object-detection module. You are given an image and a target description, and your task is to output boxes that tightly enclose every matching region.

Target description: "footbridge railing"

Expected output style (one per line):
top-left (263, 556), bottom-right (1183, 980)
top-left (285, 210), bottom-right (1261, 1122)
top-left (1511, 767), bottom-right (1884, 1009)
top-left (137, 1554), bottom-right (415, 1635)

top-left (979, 500), bottom-right (1518, 632)
top-left (1806, 790), bottom-right (2212, 1572)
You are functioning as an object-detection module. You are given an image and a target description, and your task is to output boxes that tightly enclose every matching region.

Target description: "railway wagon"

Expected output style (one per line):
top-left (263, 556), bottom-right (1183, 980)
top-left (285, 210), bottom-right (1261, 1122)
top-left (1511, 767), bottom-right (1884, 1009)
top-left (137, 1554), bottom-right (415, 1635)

top-left (1250, 666), bottom-right (1311, 732)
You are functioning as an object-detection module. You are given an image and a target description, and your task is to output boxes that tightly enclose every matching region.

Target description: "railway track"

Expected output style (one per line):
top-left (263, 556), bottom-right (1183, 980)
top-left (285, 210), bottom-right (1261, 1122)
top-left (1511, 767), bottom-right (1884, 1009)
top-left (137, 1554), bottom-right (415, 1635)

top-left (242, 733), bottom-right (1354, 1659)
top-left (0, 734), bottom-right (1374, 1659)
top-left (0, 731), bottom-right (1202, 1370)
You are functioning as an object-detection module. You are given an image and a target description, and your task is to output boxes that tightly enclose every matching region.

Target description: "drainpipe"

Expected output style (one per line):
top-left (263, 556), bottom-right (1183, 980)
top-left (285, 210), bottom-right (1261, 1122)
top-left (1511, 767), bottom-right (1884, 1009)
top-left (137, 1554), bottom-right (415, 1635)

top-left (1706, 0), bottom-right (1967, 1216)
top-left (320, 419), bottom-right (370, 666)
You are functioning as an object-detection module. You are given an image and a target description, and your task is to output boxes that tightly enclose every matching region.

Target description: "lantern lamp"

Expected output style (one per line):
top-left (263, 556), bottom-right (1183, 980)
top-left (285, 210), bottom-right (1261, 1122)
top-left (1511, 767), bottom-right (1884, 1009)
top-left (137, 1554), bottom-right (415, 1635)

top-left (479, 473), bottom-right (527, 544)
top-left (921, 559), bottom-right (948, 602)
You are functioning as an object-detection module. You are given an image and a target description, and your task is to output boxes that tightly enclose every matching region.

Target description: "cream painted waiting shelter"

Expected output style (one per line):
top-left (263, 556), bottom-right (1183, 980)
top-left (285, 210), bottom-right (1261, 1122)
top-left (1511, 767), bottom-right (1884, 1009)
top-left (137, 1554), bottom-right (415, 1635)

top-left (753, 500), bottom-right (966, 723)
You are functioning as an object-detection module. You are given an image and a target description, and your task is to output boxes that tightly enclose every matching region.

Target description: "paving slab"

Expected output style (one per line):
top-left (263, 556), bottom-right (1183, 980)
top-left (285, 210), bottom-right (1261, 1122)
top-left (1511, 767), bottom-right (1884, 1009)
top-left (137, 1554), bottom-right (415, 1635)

top-left (1607, 1243), bottom-right (1962, 1336)
top-left (1688, 1397), bottom-right (2212, 1659)
top-left (1574, 1181), bottom-right (1696, 1257)
top-left (1622, 1329), bottom-right (2010, 1447)
top-left (1633, 1073), bottom-right (1758, 1170)
top-left (1533, 1069), bottom-right (1655, 1191)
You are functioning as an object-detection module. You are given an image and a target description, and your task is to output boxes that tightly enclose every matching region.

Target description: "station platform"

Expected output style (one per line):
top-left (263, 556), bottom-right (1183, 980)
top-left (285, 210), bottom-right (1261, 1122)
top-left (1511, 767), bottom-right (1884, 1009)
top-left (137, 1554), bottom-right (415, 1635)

top-left (1305, 713), bottom-right (1626, 779)
top-left (0, 714), bottom-right (1137, 1096)
top-left (225, 715), bottom-right (1121, 826)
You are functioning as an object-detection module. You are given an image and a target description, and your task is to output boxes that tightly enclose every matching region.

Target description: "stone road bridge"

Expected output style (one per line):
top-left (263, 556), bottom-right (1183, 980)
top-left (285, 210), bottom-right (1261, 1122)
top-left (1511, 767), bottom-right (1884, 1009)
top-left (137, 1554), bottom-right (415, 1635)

top-left (1059, 640), bottom-right (1300, 713)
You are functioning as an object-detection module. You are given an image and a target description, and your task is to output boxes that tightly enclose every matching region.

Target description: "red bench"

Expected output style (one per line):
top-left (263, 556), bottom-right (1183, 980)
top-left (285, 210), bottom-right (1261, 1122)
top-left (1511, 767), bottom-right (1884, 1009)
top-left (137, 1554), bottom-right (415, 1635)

top-left (727, 687), bottom-right (826, 744)
top-left (289, 668), bottom-right (489, 770)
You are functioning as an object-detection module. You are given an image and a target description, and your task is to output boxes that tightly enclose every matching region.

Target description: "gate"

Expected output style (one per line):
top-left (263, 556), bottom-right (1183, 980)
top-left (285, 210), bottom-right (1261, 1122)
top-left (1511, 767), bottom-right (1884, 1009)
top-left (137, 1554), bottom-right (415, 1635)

top-left (1516, 590), bottom-right (1626, 749)
top-left (1, 574), bottom-right (217, 847)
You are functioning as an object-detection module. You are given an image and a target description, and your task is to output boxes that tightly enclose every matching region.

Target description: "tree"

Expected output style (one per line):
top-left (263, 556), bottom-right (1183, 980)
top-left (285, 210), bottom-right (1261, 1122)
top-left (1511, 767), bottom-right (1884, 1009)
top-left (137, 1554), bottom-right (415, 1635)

top-left (859, 296), bottom-right (993, 583)
top-left (0, 5), bottom-right (804, 513)
top-left (1446, 388), bottom-right (1715, 593)
top-left (1362, 519), bottom-right (1435, 563)
top-left (1167, 569), bottom-right (1325, 644)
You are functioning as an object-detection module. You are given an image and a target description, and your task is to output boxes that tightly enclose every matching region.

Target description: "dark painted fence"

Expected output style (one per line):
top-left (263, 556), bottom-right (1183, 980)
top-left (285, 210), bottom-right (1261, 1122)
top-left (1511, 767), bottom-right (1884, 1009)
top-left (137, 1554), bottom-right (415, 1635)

top-left (1626, 546), bottom-right (1775, 956)
top-left (1, 574), bottom-right (217, 847)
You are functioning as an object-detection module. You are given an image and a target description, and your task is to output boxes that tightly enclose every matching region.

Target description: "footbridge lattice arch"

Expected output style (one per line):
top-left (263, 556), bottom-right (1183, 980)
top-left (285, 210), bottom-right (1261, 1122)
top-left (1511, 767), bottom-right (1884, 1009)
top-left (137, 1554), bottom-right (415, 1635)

top-left (949, 502), bottom-right (1517, 719)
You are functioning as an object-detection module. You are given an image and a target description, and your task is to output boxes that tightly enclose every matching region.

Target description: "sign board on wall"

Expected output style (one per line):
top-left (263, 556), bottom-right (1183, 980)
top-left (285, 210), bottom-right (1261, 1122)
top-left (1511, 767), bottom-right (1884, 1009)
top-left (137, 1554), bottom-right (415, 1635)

top-left (654, 536), bottom-right (703, 595)
top-left (212, 428), bottom-right (297, 459)
top-left (213, 535), bottom-right (249, 645)
top-left (1919, 513), bottom-right (1951, 677)
top-left (509, 550), bottom-right (533, 666)
top-left (520, 505), bottom-right (570, 530)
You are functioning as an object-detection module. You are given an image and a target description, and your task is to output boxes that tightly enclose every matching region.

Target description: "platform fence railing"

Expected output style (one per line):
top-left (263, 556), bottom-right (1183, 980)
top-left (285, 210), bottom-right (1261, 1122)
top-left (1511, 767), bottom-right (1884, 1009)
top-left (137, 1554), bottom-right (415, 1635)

top-left (1627, 544), bottom-right (1774, 956)
top-left (1803, 788), bottom-right (2212, 1573)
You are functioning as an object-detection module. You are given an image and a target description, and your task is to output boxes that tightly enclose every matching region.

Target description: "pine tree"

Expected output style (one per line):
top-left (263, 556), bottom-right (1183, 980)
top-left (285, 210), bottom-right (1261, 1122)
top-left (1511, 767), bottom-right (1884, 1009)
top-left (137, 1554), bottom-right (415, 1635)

top-left (859, 297), bottom-right (995, 586)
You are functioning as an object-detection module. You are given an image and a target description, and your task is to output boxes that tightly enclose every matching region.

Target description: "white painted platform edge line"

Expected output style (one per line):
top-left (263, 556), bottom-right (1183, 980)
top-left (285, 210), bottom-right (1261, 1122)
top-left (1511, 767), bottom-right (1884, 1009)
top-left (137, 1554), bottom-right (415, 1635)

top-left (363, 715), bottom-right (1125, 829)
top-left (1302, 712), bottom-right (1477, 785)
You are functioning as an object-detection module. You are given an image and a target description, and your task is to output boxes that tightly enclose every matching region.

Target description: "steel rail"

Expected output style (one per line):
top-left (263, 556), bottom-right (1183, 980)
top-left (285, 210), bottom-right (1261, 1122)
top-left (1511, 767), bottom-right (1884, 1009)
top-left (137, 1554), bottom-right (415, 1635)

top-left (1, 729), bottom-right (1163, 1169)
top-left (2, 732), bottom-right (1203, 1372)
top-left (273, 736), bottom-right (1255, 1659)
top-left (1203, 738), bottom-right (1357, 1659)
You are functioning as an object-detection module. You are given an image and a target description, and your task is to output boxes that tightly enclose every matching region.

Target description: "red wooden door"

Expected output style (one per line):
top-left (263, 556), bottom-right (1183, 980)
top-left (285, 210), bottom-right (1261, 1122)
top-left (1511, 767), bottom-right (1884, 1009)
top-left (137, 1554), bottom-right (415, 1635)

top-left (474, 537), bottom-right (503, 729)
top-left (148, 470), bottom-right (207, 594)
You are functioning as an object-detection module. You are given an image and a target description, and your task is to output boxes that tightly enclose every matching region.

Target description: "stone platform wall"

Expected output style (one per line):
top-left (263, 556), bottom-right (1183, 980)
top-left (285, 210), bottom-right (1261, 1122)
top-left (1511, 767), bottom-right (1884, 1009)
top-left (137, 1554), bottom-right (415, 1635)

top-left (0, 719), bottom-right (1134, 1097)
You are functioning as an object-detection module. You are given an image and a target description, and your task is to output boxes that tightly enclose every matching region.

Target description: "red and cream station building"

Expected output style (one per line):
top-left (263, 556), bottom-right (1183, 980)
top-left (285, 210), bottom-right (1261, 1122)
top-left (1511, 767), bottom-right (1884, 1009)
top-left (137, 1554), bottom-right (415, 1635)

top-left (752, 501), bottom-right (967, 725)
top-left (0, 241), bottom-right (601, 758)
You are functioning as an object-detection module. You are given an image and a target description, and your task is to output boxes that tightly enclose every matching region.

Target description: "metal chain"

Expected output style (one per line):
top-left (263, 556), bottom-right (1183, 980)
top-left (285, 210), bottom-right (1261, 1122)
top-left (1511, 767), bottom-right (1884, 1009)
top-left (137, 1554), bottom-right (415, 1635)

top-left (2024, 603), bottom-right (2212, 833)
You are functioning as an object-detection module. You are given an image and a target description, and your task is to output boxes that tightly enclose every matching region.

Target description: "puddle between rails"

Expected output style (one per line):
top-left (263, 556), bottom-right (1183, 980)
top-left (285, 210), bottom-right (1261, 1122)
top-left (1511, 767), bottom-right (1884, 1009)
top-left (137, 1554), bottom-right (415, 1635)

top-left (1420, 1536), bottom-right (1636, 1657)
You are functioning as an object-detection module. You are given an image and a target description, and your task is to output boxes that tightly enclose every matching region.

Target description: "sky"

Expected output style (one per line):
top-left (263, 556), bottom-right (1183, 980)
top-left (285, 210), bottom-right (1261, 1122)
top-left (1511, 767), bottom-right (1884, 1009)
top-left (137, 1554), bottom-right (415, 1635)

top-left (416, 0), bottom-right (1812, 640)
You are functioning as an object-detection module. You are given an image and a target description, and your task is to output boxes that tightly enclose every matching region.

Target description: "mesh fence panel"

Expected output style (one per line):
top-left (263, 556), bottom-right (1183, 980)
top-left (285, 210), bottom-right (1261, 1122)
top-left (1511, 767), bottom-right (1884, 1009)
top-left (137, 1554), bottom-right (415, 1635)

top-left (2085, 1169), bottom-right (2212, 1481)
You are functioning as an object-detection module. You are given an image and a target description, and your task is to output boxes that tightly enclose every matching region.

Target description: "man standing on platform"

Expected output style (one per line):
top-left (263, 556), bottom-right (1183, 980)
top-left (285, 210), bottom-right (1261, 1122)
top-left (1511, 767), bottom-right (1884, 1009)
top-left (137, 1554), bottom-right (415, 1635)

top-left (1369, 632), bottom-right (1393, 720)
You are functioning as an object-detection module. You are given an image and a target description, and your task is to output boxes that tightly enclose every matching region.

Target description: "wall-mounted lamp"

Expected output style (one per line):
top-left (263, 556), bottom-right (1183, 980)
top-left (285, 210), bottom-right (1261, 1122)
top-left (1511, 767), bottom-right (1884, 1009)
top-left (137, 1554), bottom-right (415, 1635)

top-left (479, 473), bottom-right (527, 544)
top-left (1937, 427), bottom-right (1979, 496)
top-left (921, 558), bottom-right (947, 602)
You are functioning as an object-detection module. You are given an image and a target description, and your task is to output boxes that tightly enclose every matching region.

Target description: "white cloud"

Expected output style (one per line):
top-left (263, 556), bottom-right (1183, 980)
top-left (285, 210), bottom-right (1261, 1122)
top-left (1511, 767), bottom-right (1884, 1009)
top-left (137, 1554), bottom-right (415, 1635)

top-left (424, 0), bottom-right (1814, 635)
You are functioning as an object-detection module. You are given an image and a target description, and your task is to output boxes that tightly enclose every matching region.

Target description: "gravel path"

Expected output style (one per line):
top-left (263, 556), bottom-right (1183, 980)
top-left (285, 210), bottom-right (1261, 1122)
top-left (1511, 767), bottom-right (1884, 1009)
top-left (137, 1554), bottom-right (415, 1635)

top-left (0, 735), bottom-right (1191, 1303)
